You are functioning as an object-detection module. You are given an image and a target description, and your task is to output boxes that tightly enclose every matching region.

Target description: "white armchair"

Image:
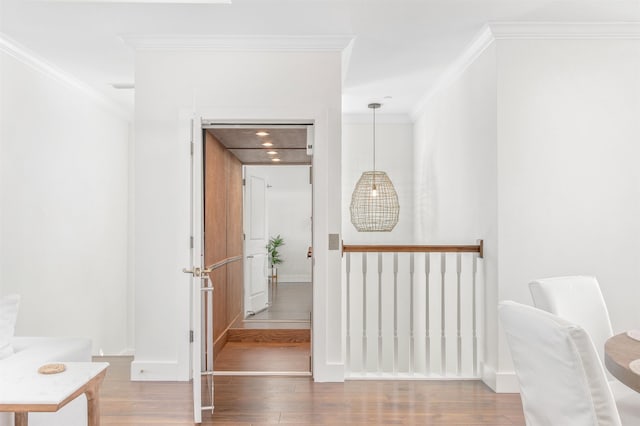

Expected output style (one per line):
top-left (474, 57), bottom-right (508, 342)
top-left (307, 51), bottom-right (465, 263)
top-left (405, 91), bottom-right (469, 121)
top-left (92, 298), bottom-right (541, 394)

top-left (499, 301), bottom-right (621, 426)
top-left (529, 275), bottom-right (613, 365)
top-left (528, 276), bottom-right (640, 424)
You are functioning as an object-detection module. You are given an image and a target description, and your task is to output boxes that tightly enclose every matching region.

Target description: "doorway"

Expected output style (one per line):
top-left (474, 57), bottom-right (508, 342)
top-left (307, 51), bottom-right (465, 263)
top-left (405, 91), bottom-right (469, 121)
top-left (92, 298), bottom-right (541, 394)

top-left (243, 165), bottom-right (312, 322)
top-left (202, 124), bottom-right (313, 375)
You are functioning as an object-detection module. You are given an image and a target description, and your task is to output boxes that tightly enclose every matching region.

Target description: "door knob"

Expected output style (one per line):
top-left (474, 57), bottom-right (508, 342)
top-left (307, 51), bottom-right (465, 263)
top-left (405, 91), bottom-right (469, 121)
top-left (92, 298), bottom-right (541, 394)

top-left (183, 267), bottom-right (201, 277)
top-left (182, 267), bottom-right (213, 278)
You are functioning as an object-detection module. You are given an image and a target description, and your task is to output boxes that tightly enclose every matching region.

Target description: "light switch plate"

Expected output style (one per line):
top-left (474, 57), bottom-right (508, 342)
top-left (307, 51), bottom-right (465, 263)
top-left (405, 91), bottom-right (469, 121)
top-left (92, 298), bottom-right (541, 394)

top-left (328, 234), bottom-right (340, 250)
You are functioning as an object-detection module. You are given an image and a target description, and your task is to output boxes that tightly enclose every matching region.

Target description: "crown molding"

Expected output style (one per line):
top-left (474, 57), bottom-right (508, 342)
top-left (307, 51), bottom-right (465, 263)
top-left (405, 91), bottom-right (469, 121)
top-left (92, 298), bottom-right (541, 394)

top-left (489, 21), bottom-right (640, 40)
top-left (0, 33), bottom-right (130, 121)
top-left (341, 37), bottom-right (356, 85)
top-left (44, 0), bottom-right (230, 2)
top-left (410, 21), bottom-right (640, 120)
top-left (46, 0), bottom-right (230, 2)
top-left (410, 24), bottom-right (494, 120)
top-left (120, 34), bottom-right (355, 52)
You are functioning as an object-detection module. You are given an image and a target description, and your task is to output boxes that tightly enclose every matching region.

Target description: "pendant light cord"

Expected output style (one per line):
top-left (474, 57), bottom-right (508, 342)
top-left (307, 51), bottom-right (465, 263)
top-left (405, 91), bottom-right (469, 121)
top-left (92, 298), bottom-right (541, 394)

top-left (369, 103), bottom-right (380, 192)
top-left (373, 105), bottom-right (376, 173)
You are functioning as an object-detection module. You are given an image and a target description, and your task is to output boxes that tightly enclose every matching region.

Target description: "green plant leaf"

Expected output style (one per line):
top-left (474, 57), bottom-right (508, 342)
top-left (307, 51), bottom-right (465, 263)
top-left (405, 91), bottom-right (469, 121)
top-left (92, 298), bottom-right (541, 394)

top-left (266, 234), bottom-right (285, 266)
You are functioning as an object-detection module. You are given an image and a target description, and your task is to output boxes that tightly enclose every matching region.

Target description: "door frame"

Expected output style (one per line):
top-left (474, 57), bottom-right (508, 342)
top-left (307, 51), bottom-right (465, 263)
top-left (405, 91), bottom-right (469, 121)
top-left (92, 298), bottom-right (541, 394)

top-left (201, 121), bottom-right (315, 374)
top-left (188, 105), bottom-right (344, 387)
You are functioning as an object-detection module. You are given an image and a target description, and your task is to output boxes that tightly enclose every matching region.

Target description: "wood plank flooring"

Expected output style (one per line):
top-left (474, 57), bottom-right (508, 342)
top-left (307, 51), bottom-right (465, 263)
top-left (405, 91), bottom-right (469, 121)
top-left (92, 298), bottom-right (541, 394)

top-left (211, 282), bottom-right (312, 373)
top-left (214, 342), bottom-right (311, 373)
top-left (98, 356), bottom-right (525, 425)
top-left (248, 282), bottom-right (312, 322)
top-left (227, 328), bottom-right (310, 343)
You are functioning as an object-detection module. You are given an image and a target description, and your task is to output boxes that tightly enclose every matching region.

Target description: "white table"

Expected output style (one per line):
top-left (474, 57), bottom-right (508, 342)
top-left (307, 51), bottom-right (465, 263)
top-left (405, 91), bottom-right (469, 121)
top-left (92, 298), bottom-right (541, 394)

top-left (0, 362), bottom-right (108, 426)
top-left (605, 332), bottom-right (640, 392)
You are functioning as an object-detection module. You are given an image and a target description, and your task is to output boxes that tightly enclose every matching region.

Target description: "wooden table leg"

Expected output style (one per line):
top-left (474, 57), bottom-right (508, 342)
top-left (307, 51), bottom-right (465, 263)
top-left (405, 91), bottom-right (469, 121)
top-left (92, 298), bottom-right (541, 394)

top-left (86, 387), bottom-right (100, 426)
top-left (15, 412), bottom-right (28, 426)
top-left (85, 372), bottom-right (106, 426)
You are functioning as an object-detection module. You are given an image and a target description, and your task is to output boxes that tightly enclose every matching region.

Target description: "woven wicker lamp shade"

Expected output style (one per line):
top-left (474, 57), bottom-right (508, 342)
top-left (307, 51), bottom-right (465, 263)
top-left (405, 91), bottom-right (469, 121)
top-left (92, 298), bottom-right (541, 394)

top-left (349, 103), bottom-right (400, 232)
top-left (350, 171), bottom-right (399, 232)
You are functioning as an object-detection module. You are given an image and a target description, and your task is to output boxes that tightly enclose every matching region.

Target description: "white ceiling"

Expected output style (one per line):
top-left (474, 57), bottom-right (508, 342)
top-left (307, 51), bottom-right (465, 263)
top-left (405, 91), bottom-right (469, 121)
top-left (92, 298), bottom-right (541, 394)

top-left (2, 0), bottom-right (639, 118)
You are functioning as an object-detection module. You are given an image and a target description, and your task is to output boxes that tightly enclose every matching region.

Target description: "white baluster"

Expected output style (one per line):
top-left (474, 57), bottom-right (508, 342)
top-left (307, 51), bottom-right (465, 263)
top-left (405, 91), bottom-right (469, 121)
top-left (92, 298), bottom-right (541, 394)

top-left (409, 252), bottom-right (415, 374)
top-left (377, 252), bottom-right (383, 374)
top-left (362, 252), bottom-right (367, 374)
top-left (345, 252), bottom-right (351, 373)
top-left (425, 253), bottom-right (431, 375)
top-left (472, 254), bottom-right (478, 377)
top-left (393, 252), bottom-right (399, 375)
top-left (440, 253), bottom-right (446, 374)
top-left (456, 253), bottom-right (462, 376)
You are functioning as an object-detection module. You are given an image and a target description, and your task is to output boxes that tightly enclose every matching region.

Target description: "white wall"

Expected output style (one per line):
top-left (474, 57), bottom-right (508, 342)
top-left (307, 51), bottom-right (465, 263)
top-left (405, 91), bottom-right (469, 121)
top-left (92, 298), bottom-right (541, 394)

top-left (0, 47), bottom-right (130, 355)
top-left (342, 120), bottom-right (414, 244)
top-left (412, 43), bottom-right (498, 386)
top-left (133, 48), bottom-right (343, 381)
top-left (249, 165), bottom-right (312, 283)
top-left (413, 27), bottom-right (640, 392)
top-left (495, 37), bottom-right (640, 388)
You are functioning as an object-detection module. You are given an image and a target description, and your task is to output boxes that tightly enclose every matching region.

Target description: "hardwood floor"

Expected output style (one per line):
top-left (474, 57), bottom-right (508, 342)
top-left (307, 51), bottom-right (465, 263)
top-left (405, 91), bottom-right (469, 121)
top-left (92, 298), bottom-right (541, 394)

top-left (98, 356), bottom-right (525, 425)
top-left (214, 342), bottom-right (311, 373)
top-left (227, 328), bottom-right (310, 343)
top-left (100, 356), bottom-right (192, 425)
top-left (218, 282), bottom-right (312, 373)
top-left (247, 282), bottom-right (312, 322)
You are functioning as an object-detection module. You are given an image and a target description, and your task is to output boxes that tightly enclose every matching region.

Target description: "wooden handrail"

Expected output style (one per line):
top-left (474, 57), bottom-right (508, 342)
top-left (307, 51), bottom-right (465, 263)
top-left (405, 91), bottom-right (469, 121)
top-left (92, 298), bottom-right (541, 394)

top-left (342, 239), bottom-right (483, 258)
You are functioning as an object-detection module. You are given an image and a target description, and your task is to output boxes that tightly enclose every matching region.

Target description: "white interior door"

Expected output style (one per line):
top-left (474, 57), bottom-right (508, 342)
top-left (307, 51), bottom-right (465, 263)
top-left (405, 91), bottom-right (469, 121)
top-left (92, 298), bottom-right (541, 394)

top-left (186, 115), bottom-right (206, 423)
top-left (243, 167), bottom-right (269, 316)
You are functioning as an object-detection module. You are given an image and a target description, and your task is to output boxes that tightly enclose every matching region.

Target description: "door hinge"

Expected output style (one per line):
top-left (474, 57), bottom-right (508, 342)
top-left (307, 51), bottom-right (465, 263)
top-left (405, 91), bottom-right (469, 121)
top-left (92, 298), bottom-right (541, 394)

top-left (189, 330), bottom-right (194, 343)
top-left (243, 233), bottom-right (246, 241)
top-left (242, 178), bottom-right (246, 186)
top-left (190, 142), bottom-right (194, 156)
top-left (190, 236), bottom-right (194, 249)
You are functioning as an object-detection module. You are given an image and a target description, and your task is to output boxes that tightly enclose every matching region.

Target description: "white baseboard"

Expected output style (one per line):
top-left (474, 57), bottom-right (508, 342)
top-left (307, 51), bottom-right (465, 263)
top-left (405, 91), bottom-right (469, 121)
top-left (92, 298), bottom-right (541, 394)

top-left (482, 363), bottom-right (520, 393)
top-left (277, 275), bottom-right (312, 283)
top-left (118, 347), bottom-right (135, 356)
top-left (495, 371), bottom-right (520, 393)
top-left (92, 348), bottom-right (135, 357)
top-left (313, 361), bottom-right (345, 382)
top-left (481, 363), bottom-right (497, 391)
top-left (130, 360), bottom-right (185, 381)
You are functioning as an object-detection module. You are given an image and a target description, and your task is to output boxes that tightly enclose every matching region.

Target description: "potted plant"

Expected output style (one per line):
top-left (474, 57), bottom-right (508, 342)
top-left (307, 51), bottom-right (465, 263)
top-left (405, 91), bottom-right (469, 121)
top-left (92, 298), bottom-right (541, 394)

top-left (266, 234), bottom-right (285, 268)
top-left (266, 235), bottom-right (284, 286)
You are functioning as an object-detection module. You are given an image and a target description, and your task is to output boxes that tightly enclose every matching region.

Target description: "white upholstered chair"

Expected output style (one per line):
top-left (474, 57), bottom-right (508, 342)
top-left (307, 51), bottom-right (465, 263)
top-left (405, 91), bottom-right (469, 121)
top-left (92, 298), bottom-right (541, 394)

top-left (528, 276), bottom-right (640, 424)
top-left (529, 276), bottom-right (613, 365)
top-left (499, 301), bottom-right (621, 426)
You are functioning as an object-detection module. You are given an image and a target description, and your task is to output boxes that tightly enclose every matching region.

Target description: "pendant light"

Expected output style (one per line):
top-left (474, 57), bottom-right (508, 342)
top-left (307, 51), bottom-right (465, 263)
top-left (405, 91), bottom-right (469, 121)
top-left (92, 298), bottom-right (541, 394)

top-left (350, 103), bottom-right (400, 232)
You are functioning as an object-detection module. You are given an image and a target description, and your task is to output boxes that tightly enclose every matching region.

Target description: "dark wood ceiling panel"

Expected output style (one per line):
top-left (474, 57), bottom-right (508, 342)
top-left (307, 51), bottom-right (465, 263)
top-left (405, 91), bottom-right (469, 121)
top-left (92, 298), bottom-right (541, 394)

top-left (206, 127), bottom-right (310, 165)
top-left (207, 128), bottom-right (306, 149)
top-left (228, 148), bottom-right (311, 165)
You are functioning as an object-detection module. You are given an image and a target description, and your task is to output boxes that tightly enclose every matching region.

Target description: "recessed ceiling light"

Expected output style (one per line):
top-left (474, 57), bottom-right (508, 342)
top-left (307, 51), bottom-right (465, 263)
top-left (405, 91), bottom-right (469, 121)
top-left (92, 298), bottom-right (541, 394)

top-left (256, 131), bottom-right (270, 137)
top-left (261, 142), bottom-right (273, 147)
top-left (271, 158), bottom-right (281, 162)
top-left (267, 151), bottom-right (278, 155)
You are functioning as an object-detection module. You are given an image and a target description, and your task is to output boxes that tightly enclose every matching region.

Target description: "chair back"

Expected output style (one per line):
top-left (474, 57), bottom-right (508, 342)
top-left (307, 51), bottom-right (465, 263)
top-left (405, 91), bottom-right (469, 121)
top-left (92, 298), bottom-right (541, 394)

top-left (499, 301), bottom-right (620, 426)
top-left (529, 275), bottom-right (613, 365)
